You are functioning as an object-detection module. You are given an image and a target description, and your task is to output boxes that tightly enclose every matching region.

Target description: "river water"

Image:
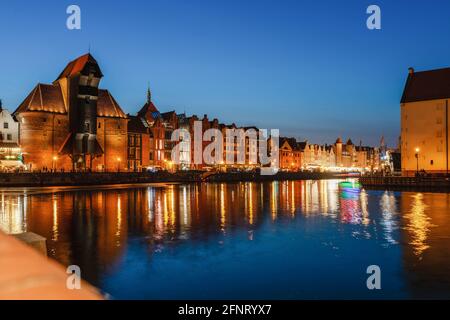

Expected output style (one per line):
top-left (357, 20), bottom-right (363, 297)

top-left (1, 180), bottom-right (450, 299)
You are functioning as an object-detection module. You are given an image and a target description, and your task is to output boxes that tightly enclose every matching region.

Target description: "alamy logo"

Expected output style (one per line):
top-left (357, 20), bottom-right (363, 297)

top-left (170, 122), bottom-right (280, 175)
top-left (66, 265), bottom-right (82, 290)
top-left (366, 265), bottom-right (381, 290)
top-left (366, 5), bottom-right (381, 30)
top-left (66, 5), bottom-right (81, 30)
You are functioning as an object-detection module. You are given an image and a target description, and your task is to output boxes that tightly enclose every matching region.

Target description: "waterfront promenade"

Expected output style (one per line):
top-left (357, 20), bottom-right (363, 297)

top-left (0, 171), bottom-right (344, 188)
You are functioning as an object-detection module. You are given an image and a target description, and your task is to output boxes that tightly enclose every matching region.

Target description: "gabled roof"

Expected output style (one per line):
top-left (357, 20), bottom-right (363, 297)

top-left (14, 83), bottom-right (67, 115)
top-left (280, 137), bottom-right (302, 151)
top-left (138, 101), bottom-right (159, 116)
top-left (97, 89), bottom-right (127, 118)
top-left (401, 67), bottom-right (450, 103)
top-left (56, 53), bottom-right (103, 80)
top-left (14, 84), bottom-right (127, 118)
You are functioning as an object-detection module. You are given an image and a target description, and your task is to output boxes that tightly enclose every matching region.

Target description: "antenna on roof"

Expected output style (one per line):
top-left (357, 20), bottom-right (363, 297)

top-left (88, 43), bottom-right (91, 54)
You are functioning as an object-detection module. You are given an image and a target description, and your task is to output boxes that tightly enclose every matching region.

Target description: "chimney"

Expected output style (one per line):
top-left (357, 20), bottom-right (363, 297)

top-left (408, 67), bottom-right (414, 75)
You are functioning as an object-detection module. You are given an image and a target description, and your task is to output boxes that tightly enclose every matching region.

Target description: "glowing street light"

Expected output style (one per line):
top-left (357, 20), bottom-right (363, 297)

top-left (415, 147), bottom-right (420, 174)
top-left (52, 155), bottom-right (58, 171)
top-left (117, 157), bottom-right (122, 172)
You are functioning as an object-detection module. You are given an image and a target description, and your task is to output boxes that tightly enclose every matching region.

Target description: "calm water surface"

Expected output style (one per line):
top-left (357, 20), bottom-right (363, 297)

top-left (1, 180), bottom-right (450, 299)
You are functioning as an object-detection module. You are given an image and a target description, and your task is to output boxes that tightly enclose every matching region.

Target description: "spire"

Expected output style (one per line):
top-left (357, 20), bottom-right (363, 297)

top-left (147, 84), bottom-right (151, 104)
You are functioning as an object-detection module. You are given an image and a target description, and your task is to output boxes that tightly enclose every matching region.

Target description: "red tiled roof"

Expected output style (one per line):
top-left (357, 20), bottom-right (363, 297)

top-left (138, 101), bottom-right (159, 116)
top-left (14, 85), bottom-right (127, 119)
top-left (55, 53), bottom-right (103, 80)
top-left (14, 84), bottom-right (67, 114)
top-left (401, 67), bottom-right (450, 103)
top-left (97, 89), bottom-right (127, 118)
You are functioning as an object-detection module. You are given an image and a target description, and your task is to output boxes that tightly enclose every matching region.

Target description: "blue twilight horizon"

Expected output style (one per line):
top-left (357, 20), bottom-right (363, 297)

top-left (1, 0), bottom-right (449, 147)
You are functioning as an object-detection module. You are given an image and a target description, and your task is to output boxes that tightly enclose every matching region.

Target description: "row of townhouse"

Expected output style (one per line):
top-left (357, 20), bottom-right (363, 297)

top-left (5, 52), bottom-right (380, 173)
top-left (5, 53), bottom-right (267, 172)
top-left (279, 137), bottom-right (381, 172)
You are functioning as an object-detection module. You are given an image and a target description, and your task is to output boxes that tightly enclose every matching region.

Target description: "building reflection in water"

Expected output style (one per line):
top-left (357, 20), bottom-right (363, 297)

top-left (0, 180), bottom-right (448, 293)
top-left (402, 193), bottom-right (434, 257)
top-left (0, 192), bottom-right (26, 234)
top-left (380, 191), bottom-right (399, 245)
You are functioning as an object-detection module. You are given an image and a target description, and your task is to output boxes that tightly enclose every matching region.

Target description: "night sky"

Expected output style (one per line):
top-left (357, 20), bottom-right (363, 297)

top-left (1, 0), bottom-right (450, 147)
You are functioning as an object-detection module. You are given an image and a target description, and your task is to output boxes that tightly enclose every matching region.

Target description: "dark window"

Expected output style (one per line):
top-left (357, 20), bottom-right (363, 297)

top-left (149, 152), bottom-right (154, 160)
top-left (98, 122), bottom-right (101, 129)
top-left (431, 160), bottom-right (434, 165)
top-left (0, 133), bottom-right (3, 140)
top-left (7, 134), bottom-right (12, 140)
top-left (3, 122), bottom-right (8, 129)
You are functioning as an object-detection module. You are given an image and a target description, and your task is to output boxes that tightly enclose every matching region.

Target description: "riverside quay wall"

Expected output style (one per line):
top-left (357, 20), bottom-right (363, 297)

top-left (360, 175), bottom-right (450, 191)
top-left (0, 171), bottom-right (343, 188)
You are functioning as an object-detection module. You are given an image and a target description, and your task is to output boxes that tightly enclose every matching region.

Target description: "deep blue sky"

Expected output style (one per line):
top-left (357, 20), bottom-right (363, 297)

top-left (1, 0), bottom-right (449, 146)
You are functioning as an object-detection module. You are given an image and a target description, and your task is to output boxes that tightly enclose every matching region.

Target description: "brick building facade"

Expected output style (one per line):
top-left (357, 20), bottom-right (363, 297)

top-left (14, 54), bottom-right (128, 172)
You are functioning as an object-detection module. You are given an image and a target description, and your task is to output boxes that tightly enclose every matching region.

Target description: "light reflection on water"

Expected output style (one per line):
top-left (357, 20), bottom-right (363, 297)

top-left (403, 193), bottom-right (434, 258)
top-left (1, 179), bottom-right (450, 299)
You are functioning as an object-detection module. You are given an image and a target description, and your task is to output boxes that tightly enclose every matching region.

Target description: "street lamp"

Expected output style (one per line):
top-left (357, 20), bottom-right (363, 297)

top-left (415, 147), bottom-right (420, 174)
top-left (117, 157), bottom-right (121, 172)
top-left (52, 155), bottom-right (58, 172)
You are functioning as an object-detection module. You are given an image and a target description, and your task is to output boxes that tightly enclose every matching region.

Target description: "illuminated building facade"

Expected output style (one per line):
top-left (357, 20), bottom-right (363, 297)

top-left (134, 89), bottom-right (178, 170)
top-left (279, 137), bottom-right (303, 171)
top-left (278, 136), bottom-right (379, 172)
top-left (176, 113), bottom-right (192, 170)
top-left (14, 54), bottom-right (128, 172)
top-left (334, 138), bottom-right (379, 171)
top-left (0, 101), bottom-right (24, 171)
top-left (400, 67), bottom-right (450, 175)
top-left (302, 143), bottom-right (336, 170)
top-left (127, 115), bottom-right (149, 171)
